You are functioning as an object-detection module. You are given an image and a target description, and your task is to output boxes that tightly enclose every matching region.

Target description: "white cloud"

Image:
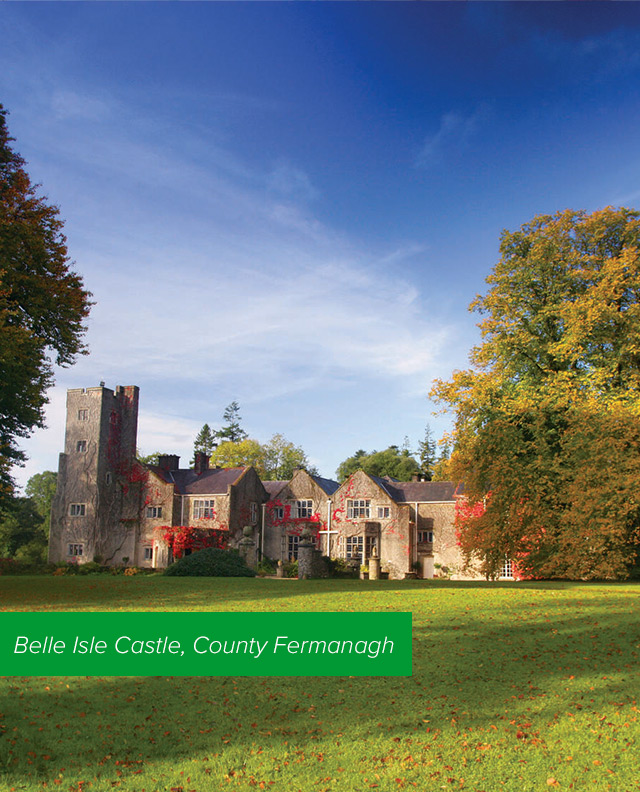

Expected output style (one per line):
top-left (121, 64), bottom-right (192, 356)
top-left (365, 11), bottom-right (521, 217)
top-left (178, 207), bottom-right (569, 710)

top-left (6, 58), bottom-right (460, 488)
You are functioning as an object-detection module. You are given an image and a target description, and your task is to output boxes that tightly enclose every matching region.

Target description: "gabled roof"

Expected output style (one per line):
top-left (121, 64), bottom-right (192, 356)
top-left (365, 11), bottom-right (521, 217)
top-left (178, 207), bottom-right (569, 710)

top-left (310, 474), bottom-right (340, 495)
top-left (369, 474), bottom-right (399, 499)
top-left (340, 471), bottom-right (460, 504)
top-left (147, 465), bottom-right (248, 495)
top-left (263, 480), bottom-right (288, 499)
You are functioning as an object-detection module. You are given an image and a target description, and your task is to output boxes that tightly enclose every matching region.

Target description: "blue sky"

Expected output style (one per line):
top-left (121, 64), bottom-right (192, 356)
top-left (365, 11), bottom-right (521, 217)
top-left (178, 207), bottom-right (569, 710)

top-left (4, 2), bottom-right (640, 486)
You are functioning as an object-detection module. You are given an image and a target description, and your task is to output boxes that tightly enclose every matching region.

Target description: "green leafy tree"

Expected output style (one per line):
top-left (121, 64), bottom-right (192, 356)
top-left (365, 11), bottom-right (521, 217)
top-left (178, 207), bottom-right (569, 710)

top-left (262, 433), bottom-right (316, 481)
top-left (215, 401), bottom-right (247, 444)
top-left (0, 496), bottom-right (47, 561)
top-left (24, 470), bottom-right (57, 538)
top-left (335, 449), bottom-right (368, 483)
top-left (210, 438), bottom-right (266, 474)
top-left (336, 446), bottom-right (420, 483)
top-left (137, 451), bottom-right (171, 466)
top-left (209, 434), bottom-right (315, 480)
top-left (191, 423), bottom-right (217, 465)
top-left (0, 105), bottom-right (92, 511)
top-left (431, 207), bottom-right (640, 579)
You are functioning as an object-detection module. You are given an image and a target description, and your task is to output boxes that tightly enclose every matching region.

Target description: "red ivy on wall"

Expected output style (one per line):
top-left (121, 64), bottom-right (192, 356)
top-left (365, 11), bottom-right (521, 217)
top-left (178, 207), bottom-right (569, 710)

top-left (265, 499), bottom-right (322, 540)
top-left (156, 525), bottom-right (228, 559)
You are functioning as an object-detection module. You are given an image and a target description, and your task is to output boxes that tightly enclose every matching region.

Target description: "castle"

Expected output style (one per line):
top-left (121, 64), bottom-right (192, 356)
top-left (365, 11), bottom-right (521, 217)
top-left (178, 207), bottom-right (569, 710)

top-left (48, 384), bottom-right (480, 579)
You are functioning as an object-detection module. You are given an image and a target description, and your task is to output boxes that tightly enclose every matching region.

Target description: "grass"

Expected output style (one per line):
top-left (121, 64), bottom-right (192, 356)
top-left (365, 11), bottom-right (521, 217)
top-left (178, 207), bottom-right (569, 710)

top-left (1, 576), bottom-right (639, 791)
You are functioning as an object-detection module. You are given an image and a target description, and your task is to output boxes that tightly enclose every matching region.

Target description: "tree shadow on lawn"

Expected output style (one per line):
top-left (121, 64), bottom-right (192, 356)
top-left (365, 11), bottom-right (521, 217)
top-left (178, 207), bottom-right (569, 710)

top-left (2, 575), bottom-right (638, 613)
top-left (2, 592), bottom-right (639, 786)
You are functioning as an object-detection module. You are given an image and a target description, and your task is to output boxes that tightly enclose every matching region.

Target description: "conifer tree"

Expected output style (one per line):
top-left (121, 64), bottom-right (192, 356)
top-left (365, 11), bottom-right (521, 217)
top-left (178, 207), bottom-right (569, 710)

top-left (191, 423), bottom-right (216, 465)
top-left (215, 401), bottom-right (247, 443)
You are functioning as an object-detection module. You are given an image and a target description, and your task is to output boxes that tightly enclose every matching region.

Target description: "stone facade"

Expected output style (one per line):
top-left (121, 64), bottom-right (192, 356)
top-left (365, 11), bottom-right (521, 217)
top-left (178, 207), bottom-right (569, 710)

top-left (49, 384), bottom-right (269, 569)
top-left (48, 384), bottom-right (481, 578)
top-left (48, 385), bottom-right (142, 566)
top-left (262, 469), bottom-right (338, 563)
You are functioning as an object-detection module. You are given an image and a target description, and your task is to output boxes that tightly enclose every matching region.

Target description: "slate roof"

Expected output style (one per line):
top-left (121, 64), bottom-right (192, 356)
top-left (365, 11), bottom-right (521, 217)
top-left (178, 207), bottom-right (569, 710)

top-left (147, 466), bottom-right (248, 495)
top-left (263, 480), bottom-right (288, 499)
top-left (310, 474), bottom-right (340, 495)
top-left (389, 480), bottom-right (460, 503)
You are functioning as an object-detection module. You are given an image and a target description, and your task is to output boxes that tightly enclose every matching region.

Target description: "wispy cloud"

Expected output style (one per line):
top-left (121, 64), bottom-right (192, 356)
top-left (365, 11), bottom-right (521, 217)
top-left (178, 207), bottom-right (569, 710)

top-left (2, 35), bottom-right (457, 486)
top-left (417, 108), bottom-right (486, 168)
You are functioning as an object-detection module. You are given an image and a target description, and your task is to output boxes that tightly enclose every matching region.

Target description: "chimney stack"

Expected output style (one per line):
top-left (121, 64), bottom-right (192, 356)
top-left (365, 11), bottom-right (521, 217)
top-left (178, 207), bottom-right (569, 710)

top-left (194, 452), bottom-right (210, 475)
top-left (158, 454), bottom-right (180, 472)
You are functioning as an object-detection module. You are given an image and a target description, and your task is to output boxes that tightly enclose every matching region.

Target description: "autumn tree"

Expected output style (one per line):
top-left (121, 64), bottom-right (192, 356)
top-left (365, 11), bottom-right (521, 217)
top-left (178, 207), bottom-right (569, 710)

top-left (336, 445), bottom-right (420, 483)
top-left (215, 401), bottom-right (247, 444)
top-left (431, 207), bottom-right (640, 579)
top-left (0, 105), bottom-right (92, 511)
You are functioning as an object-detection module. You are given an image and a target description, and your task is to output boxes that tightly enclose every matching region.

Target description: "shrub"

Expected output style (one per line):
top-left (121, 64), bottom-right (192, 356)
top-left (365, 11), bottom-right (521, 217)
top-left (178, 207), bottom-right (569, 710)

top-left (256, 557), bottom-right (276, 577)
top-left (77, 561), bottom-right (104, 575)
top-left (324, 557), bottom-right (358, 579)
top-left (283, 560), bottom-right (298, 578)
top-left (164, 548), bottom-right (256, 577)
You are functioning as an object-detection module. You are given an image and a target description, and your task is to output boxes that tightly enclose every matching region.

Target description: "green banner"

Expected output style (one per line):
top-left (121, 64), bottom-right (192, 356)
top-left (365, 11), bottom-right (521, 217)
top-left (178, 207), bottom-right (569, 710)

top-left (1, 612), bottom-right (411, 677)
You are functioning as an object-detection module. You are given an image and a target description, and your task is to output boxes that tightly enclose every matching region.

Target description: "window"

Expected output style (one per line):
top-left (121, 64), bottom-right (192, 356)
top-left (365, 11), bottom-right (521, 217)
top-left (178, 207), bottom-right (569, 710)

top-left (287, 534), bottom-right (299, 560)
top-left (418, 530), bottom-right (434, 543)
top-left (193, 499), bottom-right (215, 519)
top-left (76, 440), bottom-right (87, 453)
top-left (377, 506), bottom-right (390, 519)
top-left (146, 506), bottom-right (162, 519)
top-left (501, 558), bottom-right (513, 578)
top-left (273, 506), bottom-right (285, 520)
top-left (105, 472), bottom-right (112, 485)
top-left (250, 502), bottom-right (258, 524)
top-left (365, 535), bottom-right (378, 559)
top-left (347, 500), bottom-right (370, 519)
top-left (346, 535), bottom-right (363, 560)
top-left (143, 547), bottom-right (153, 561)
top-left (77, 409), bottom-right (88, 421)
top-left (293, 500), bottom-right (313, 518)
top-left (69, 503), bottom-right (86, 516)
top-left (110, 411), bottom-right (119, 425)
top-left (68, 543), bottom-right (84, 557)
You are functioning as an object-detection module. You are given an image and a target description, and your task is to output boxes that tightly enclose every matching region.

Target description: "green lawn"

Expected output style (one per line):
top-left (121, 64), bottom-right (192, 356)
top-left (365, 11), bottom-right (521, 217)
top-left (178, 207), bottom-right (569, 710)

top-left (1, 577), bottom-right (639, 791)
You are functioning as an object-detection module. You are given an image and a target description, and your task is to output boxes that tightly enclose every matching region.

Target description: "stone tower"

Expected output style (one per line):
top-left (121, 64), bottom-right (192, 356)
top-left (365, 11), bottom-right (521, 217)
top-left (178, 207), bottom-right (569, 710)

top-left (48, 384), bottom-right (140, 565)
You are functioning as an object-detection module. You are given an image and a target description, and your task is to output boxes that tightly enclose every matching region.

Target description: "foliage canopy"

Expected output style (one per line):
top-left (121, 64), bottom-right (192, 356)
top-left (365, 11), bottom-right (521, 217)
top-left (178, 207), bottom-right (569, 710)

top-left (210, 433), bottom-right (315, 480)
top-left (431, 207), bottom-right (640, 579)
top-left (336, 445), bottom-right (420, 483)
top-left (0, 105), bottom-right (92, 509)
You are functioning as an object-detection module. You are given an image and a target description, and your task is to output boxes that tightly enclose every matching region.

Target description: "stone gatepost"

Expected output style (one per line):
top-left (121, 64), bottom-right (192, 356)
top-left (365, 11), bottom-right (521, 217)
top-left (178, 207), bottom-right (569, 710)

top-left (238, 525), bottom-right (256, 569)
top-left (297, 527), bottom-right (316, 580)
top-left (369, 547), bottom-right (380, 581)
top-left (276, 559), bottom-right (284, 578)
